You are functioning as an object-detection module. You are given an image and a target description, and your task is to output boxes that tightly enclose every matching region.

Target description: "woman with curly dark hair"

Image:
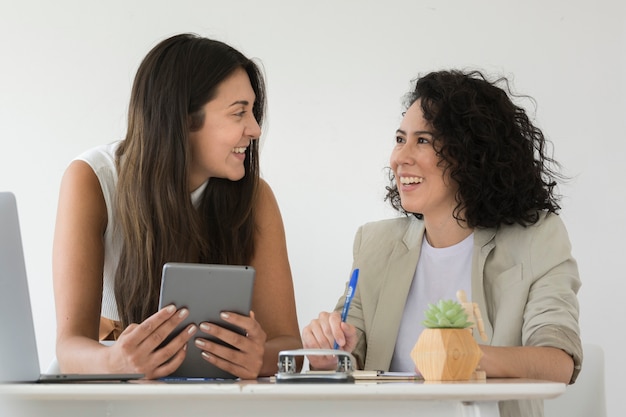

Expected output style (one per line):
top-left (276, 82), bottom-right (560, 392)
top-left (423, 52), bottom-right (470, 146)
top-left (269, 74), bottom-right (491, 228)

top-left (303, 70), bottom-right (582, 417)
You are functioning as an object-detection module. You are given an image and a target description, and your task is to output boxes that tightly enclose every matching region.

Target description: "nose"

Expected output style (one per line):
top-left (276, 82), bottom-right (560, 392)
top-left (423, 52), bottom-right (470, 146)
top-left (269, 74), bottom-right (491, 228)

top-left (246, 115), bottom-right (262, 140)
top-left (390, 144), bottom-right (414, 168)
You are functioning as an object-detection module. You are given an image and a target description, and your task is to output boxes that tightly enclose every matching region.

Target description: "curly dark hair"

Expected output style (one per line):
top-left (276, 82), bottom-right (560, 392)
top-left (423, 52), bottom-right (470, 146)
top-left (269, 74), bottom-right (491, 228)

top-left (385, 70), bottom-right (564, 228)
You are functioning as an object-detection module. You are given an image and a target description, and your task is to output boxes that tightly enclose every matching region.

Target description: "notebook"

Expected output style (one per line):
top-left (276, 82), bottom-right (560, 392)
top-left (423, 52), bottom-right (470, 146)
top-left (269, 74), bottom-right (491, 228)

top-left (0, 191), bottom-right (142, 383)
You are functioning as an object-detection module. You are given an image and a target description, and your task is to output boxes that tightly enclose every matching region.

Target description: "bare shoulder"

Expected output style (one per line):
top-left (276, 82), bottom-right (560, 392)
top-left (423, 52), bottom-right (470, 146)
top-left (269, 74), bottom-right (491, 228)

top-left (61, 160), bottom-right (100, 189)
top-left (249, 178), bottom-right (288, 260)
top-left (254, 179), bottom-right (283, 226)
top-left (256, 178), bottom-right (278, 205)
top-left (57, 160), bottom-right (107, 229)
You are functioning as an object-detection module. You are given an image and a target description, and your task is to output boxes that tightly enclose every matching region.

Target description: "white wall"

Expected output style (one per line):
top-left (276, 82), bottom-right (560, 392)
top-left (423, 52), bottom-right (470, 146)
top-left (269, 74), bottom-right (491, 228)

top-left (1, 0), bottom-right (623, 414)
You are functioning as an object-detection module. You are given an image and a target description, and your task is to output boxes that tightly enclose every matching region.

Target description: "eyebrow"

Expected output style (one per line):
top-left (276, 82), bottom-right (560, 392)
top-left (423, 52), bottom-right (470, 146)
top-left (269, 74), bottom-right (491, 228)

top-left (396, 129), bottom-right (435, 137)
top-left (228, 100), bottom-right (255, 108)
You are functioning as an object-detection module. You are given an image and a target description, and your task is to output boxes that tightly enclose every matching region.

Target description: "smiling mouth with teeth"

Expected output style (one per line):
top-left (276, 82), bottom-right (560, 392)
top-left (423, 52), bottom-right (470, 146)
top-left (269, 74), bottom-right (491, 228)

top-left (400, 176), bottom-right (424, 185)
top-left (232, 147), bottom-right (247, 154)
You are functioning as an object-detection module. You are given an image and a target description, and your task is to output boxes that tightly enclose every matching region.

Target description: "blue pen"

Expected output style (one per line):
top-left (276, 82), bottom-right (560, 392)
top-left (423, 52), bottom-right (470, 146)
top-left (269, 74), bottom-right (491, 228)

top-left (334, 268), bottom-right (360, 350)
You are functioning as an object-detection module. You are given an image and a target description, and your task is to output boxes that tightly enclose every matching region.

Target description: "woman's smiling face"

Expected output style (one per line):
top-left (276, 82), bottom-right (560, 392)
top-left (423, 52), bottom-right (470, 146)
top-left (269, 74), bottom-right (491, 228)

top-left (390, 100), bottom-right (458, 219)
top-left (188, 67), bottom-right (261, 190)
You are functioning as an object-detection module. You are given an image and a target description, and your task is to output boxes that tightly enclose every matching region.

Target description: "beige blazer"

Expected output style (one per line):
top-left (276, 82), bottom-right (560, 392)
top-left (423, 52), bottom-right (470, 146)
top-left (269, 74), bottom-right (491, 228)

top-left (335, 212), bottom-right (582, 379)
top-left (334, 213), bottom-right (582, 417)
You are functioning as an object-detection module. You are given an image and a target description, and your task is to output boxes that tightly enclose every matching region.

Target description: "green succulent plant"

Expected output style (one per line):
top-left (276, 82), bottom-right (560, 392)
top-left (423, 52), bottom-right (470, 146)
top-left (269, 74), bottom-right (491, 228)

top-left (422, 299), bottom-right (473, 329)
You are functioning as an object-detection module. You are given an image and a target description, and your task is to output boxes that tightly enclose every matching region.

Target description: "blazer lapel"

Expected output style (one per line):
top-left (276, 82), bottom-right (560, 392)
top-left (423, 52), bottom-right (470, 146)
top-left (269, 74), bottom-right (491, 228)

top-left (472, 227), bottom-right (496, 342)
top-left (365, 218), bottom-right (424, 371)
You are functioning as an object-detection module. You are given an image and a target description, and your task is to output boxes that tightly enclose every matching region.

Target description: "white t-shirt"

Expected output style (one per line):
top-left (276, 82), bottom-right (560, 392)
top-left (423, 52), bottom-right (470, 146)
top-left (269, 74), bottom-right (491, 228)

top-left (389, 232), bottom-right (474, 372)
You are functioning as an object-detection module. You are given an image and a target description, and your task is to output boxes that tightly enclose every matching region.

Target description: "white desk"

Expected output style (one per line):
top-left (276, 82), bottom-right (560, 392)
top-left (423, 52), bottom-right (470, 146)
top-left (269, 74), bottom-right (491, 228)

top-left (0, 378), bottom-right (564, 417)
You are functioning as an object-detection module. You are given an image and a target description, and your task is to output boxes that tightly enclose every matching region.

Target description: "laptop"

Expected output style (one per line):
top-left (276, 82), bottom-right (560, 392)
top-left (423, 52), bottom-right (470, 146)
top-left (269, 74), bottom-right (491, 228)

top-left (0, 191), bottom-right (142, 383)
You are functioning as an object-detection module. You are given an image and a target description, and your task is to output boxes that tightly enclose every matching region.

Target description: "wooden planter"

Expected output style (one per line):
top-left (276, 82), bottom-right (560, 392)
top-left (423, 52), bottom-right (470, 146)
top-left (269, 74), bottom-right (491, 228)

top-left (410, 328), bottom-right (482, 381)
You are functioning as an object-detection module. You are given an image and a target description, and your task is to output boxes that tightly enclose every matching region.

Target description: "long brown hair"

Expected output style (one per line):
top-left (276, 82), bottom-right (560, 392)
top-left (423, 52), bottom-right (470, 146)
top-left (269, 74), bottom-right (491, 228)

top-left (114, 33), bottom-right (265, 328)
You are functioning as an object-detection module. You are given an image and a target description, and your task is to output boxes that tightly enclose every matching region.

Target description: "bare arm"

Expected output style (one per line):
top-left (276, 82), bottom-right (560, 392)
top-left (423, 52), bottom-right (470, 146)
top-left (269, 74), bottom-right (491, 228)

top-left (53, 160), bottom-right (196, 378)
top-left (250, 180), bottom-right (303, 375)
top-left (53, 160), bottom-right (110, 370)
top-left (193, 179), bottom-right (302, 378)
top-left (479, 345), bottom-right (574, 383)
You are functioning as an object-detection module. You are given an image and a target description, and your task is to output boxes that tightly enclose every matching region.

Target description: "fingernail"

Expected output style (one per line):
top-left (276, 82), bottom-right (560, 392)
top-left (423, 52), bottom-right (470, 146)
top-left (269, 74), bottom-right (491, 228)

top-left (220, 312), bottom-right (230, 319)
top-left (165, 305), bottom-right (176, 313)
top-left (200, 323), bottom-right (210, 332)
top-left (188, 325), bottom-right (197, 335)
top-left (195, 339), bottom-right (206, 347)
top-left (201, 352), bottom-right (211, 360)
top-left (178, 308), bottom-right (188, 318)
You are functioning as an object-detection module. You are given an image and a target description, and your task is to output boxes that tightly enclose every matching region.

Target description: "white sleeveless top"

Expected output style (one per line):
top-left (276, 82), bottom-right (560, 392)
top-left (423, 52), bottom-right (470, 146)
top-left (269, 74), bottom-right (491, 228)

top-left (75, 141), bottom-right (207, 320)
top-left (389, 232), bottom-right (474, 372)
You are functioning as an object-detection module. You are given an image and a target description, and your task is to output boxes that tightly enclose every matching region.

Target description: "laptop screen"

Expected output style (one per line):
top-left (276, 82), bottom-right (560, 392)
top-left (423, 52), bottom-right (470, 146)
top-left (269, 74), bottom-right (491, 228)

top-left (0, 192), bottom-right (42, 382)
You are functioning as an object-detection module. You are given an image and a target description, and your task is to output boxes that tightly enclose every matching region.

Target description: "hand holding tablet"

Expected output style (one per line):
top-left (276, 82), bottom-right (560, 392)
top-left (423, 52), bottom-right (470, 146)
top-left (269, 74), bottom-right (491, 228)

top-left (158, 263), bottom-right (255, 379)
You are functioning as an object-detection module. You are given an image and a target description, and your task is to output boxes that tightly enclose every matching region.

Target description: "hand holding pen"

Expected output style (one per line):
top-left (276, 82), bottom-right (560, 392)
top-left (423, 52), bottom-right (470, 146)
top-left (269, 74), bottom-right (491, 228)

top-left (333, 268), bottom-right (359, 350)
top-left (300, 268), bottom-right (360, 370)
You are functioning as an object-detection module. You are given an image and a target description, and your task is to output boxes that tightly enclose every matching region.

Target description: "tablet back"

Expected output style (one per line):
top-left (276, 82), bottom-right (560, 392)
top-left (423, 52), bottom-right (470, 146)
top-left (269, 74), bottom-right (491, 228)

top-left (158, 263), bottom-right (255, 379)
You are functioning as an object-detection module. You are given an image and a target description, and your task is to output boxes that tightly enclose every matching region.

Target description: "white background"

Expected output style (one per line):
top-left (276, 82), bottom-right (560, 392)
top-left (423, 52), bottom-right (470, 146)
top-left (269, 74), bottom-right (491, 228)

top-left (1, 0), bottom-right (624, 415)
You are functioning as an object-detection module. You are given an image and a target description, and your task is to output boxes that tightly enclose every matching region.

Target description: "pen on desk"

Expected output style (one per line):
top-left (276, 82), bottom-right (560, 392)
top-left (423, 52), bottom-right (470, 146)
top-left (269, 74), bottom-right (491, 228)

top-left (334, 268), bottom-right (360, 350)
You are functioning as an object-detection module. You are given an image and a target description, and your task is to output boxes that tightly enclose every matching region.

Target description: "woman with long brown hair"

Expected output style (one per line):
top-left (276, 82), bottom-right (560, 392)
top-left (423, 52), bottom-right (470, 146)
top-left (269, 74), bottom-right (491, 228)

top-left (53, 33), bottom-right (302, 379)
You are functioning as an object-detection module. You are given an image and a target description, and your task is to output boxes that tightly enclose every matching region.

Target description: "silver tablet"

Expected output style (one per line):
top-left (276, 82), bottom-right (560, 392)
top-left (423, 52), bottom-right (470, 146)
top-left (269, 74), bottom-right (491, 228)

top-left (158, 263), bottom-right (255, 379)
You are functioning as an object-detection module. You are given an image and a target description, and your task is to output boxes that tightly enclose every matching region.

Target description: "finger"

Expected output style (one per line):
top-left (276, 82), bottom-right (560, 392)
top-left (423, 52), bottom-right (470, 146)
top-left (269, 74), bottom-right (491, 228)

top-left (198, 342), bottom-right (262, 380)
top-left (125, 304), bottom-right (176, 342)
top-left (150, 323), bottom-right (197, 369)
top-left (310, 319), bottom-right (335, 349)
top-left (327, 311), bottom-right (346, 347)
top-left (202, 311), bottom-right (265, 346)
top-left (301, 322), bottom-right (324, 349)
top-left (302, 323), bottom-right (339, 370)
top-left (195, 337), bottom-right (248, 363)
top-left (217, 311), bottom-right (262, 340)
top-left (306, 312), bottom-right (340, 348)
top-left (246, 311), bottom-right (263, 339)
top-left (197, 322), bottom-right (257, 354)
top-left (138, 307), bottom-right (191, 351)
top-left (195, 311), bottom-right (265, 380)
top-left (150, 343), bottom-right (189, 380)
top-left (114, 306), bottom-right (180, 356)
top-left (340, 321), bottom-right (358, 350)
